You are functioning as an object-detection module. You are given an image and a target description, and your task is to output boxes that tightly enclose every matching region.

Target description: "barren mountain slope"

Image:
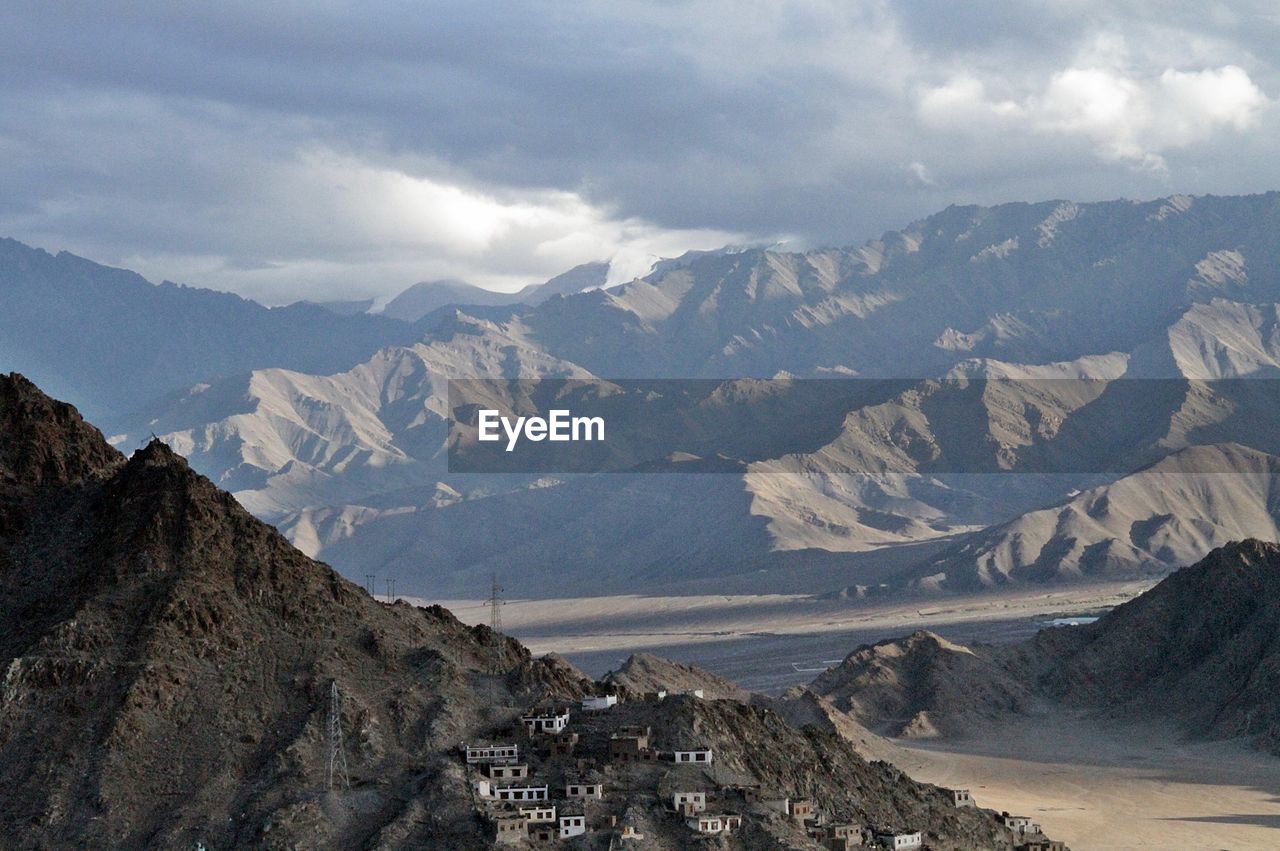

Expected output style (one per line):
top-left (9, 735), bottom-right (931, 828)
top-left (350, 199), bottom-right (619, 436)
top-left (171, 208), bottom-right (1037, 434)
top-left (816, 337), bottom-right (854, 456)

top-left (1037, 538), bottom-right (1280, 752)
top-left (0, 373), bottom-right (589, 850)
top-left (603, 652), bottom-right (752, 702)
top-left (810, 539), bottom-right (1280, 756)
top-left (901, 443), bottom-right (1280, 591)
top-left (0, 373), bottom-right (1052, 850)
top-left (802, 631), bottom-right (1036, 739)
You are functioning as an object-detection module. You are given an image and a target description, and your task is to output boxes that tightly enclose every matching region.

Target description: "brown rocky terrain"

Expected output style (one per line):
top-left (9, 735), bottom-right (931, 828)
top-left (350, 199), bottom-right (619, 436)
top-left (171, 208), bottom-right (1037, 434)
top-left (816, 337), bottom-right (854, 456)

top-left (802, 631), bottom-right (1037, 739)
top-left (0, 373), bottom-right (1061, 849)
top-left (603, 652), bottom-right (752, 702)
top-left (806, 538), bottom-right (1280, 755)
top-left (1037, 537), bottom-right (1280, 752)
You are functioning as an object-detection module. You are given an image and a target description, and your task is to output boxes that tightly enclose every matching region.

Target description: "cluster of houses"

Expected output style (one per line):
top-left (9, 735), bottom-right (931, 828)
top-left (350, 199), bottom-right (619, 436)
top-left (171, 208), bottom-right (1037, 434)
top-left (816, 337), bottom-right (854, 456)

top-left (461, 691), bottom-right (1062, 849)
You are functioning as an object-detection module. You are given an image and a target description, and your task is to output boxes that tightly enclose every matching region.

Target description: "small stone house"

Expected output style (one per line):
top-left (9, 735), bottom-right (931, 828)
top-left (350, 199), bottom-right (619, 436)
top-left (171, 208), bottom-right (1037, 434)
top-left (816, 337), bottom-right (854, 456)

top-left (486, 762), bottom-right (528, 781)
top-left (610, 726), bottom-right (657, 762)
top-left (550, 732), bottom-right (579, 755)
top-left (565, 777), bottom-right (604, 800)
top-left (493, 813), bottom-right (525, 845)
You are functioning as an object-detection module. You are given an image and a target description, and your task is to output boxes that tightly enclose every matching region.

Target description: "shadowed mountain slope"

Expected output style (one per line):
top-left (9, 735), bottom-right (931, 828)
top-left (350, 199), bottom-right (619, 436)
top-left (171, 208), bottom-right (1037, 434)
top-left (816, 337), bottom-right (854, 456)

top-left (0, 374), bottom-right (1054, 849)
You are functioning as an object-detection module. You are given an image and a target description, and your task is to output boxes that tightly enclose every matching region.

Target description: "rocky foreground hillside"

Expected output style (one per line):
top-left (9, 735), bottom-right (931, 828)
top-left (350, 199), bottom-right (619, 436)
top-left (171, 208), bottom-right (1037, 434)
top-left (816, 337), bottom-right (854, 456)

top-left (0, 373), bottom-right (1059, 850)
top-left (806, 539), bottom-right (1280, 754)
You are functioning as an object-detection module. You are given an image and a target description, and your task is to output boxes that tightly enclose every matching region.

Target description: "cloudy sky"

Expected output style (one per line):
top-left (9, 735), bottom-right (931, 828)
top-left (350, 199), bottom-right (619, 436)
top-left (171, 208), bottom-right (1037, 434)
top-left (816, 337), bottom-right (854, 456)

top-left (2, 1), bottom-right (1278, 304)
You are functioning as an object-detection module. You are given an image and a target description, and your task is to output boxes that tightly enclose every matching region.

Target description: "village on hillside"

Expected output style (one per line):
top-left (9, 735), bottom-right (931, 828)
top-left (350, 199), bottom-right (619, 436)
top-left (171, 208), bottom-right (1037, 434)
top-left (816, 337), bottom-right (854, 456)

top-left (461, 689), bottom-right (1065, 849)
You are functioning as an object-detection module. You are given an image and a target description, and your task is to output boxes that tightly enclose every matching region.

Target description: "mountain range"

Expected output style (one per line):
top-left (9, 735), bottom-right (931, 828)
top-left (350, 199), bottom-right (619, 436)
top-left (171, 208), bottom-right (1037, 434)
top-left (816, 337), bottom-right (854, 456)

top-left (0, 373), bottom-right (1051, 850)
top-left (380, 262), bottom-right (610, 322)
top-left (7, 192), bottom-right (1280, 596)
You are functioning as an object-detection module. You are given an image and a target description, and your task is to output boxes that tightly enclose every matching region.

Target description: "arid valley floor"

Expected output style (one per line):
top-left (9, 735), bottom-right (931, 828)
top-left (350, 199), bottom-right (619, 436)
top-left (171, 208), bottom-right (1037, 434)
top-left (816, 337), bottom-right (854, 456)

top-left (439, 584), bottom-right (1280, 850)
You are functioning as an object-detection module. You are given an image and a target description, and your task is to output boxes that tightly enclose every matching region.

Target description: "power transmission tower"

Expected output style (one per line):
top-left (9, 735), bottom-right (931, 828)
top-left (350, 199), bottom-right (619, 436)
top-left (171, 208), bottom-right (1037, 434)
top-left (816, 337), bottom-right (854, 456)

top-left (364, 574), bottom-right (375, 596)
top-left (327, 680), bottom-right (351, 791)
top-left (385, 577), bottom-right (396, 603)
top-left (486, 574), bottom-right (505, 673)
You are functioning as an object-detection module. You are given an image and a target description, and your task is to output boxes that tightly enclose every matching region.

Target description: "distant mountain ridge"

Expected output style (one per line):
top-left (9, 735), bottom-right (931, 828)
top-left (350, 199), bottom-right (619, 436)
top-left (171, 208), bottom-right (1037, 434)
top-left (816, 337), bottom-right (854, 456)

top-left (380, 261), bottom-right (610, 322)
top-left (10, 192), bottom-right (1280, 597)
top-left (0, 238), bottom-right (418, 419)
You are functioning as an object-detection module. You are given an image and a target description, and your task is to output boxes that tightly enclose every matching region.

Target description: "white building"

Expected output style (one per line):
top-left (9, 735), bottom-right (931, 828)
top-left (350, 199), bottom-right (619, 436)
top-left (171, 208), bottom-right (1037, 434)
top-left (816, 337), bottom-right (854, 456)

top-left (876, 831), bottom-right (922, 849)
top-left (518, 804), bottom-right (556, 824)
top-left (493, 784), bottom-right (549, 802)
top-left (674, 748), bottom-right (713, 765)
top-left (520, 709), bottom-right (570, 735)
top-left (672, 791), bottom-right (707, 813)
top-left (1001, 814), bottom-right (1040, 836)
top-left (582, 694), bottom-right (618, 711)
top-left (948, 788), bottom-right (975, 808)
top-left (687, 814), bottom-right (741, 834)
top-left (464, 744), bottom-right (520, 763)
top-left (559, 812), bottom-right (587, 838)
top-left (565, 781), bottom-right (604, 800)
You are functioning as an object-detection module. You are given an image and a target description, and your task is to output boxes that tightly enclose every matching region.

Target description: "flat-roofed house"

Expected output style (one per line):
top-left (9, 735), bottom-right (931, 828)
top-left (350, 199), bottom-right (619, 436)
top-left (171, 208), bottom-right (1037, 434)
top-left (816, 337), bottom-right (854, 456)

top-left (464, 743), bottom-right (520, 764)
top-left (565, 777), bottom-right (605, 800)
top-left (485, 762), bottom-right (528, 781)
top-left (875, 831), bottom-right (922, 850)
top-left (673, 748), bottom-right (713, 765)
top-left (493, 783), bottom-right (549, 802)
top-left (517, 804), bottom-right (556, 824)
top-left (672, 791), bottom-right (707, 814)
top-left (559, 803), bottom-right (588, 839)
top-left (519, 708), bottom-right (570, 736)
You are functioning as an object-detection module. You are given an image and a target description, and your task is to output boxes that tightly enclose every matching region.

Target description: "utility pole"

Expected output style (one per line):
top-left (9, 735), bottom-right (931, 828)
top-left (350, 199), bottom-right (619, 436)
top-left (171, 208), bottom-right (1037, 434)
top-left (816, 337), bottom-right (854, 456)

top-left (486, 574), bottom-right (505, 674)
top-left (385, 577), bottom-right (396, 603)
top-left (327, 680), bottom-right (350, 791)
top-left (364, 574), bottom-right (375, 596)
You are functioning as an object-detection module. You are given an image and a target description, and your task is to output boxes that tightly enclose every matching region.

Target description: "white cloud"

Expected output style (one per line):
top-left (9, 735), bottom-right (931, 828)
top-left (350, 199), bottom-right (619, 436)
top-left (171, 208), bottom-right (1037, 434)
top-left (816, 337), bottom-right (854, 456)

top-left (118, 149), bottom-right (749, 303)
top-left (917, 38), bottom-right (1272, 173)
top-left (907, 161), bottom-right (938, 186)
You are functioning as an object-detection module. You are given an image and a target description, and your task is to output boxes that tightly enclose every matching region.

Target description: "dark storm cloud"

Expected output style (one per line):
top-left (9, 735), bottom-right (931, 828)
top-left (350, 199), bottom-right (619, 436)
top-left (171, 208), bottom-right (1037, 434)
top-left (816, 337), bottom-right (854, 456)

top-left (0, 1), bottom-right (1277, 302)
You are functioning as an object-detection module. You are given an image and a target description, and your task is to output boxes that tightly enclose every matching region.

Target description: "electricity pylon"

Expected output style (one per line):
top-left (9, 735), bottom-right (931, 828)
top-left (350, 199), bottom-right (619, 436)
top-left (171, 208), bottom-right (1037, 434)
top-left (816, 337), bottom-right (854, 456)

top-left (327, 680), bottom-right (351, 791)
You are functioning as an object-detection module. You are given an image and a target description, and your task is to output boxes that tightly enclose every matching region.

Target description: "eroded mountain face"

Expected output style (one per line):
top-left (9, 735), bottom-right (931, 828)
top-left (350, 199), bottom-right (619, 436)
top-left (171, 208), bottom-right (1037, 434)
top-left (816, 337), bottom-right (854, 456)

top-left (0, 373), bottom-right (583, 848)
top-left (13, 192), bottom-right (1280, 597)
top-left (0, 374), bottom-right (1049, 850)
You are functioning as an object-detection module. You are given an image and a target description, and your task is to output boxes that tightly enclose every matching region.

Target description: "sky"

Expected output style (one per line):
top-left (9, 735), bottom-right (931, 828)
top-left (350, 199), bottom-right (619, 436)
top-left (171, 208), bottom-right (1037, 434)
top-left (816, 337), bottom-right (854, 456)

top-left (2, 1), bottom-right (1279, 305)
